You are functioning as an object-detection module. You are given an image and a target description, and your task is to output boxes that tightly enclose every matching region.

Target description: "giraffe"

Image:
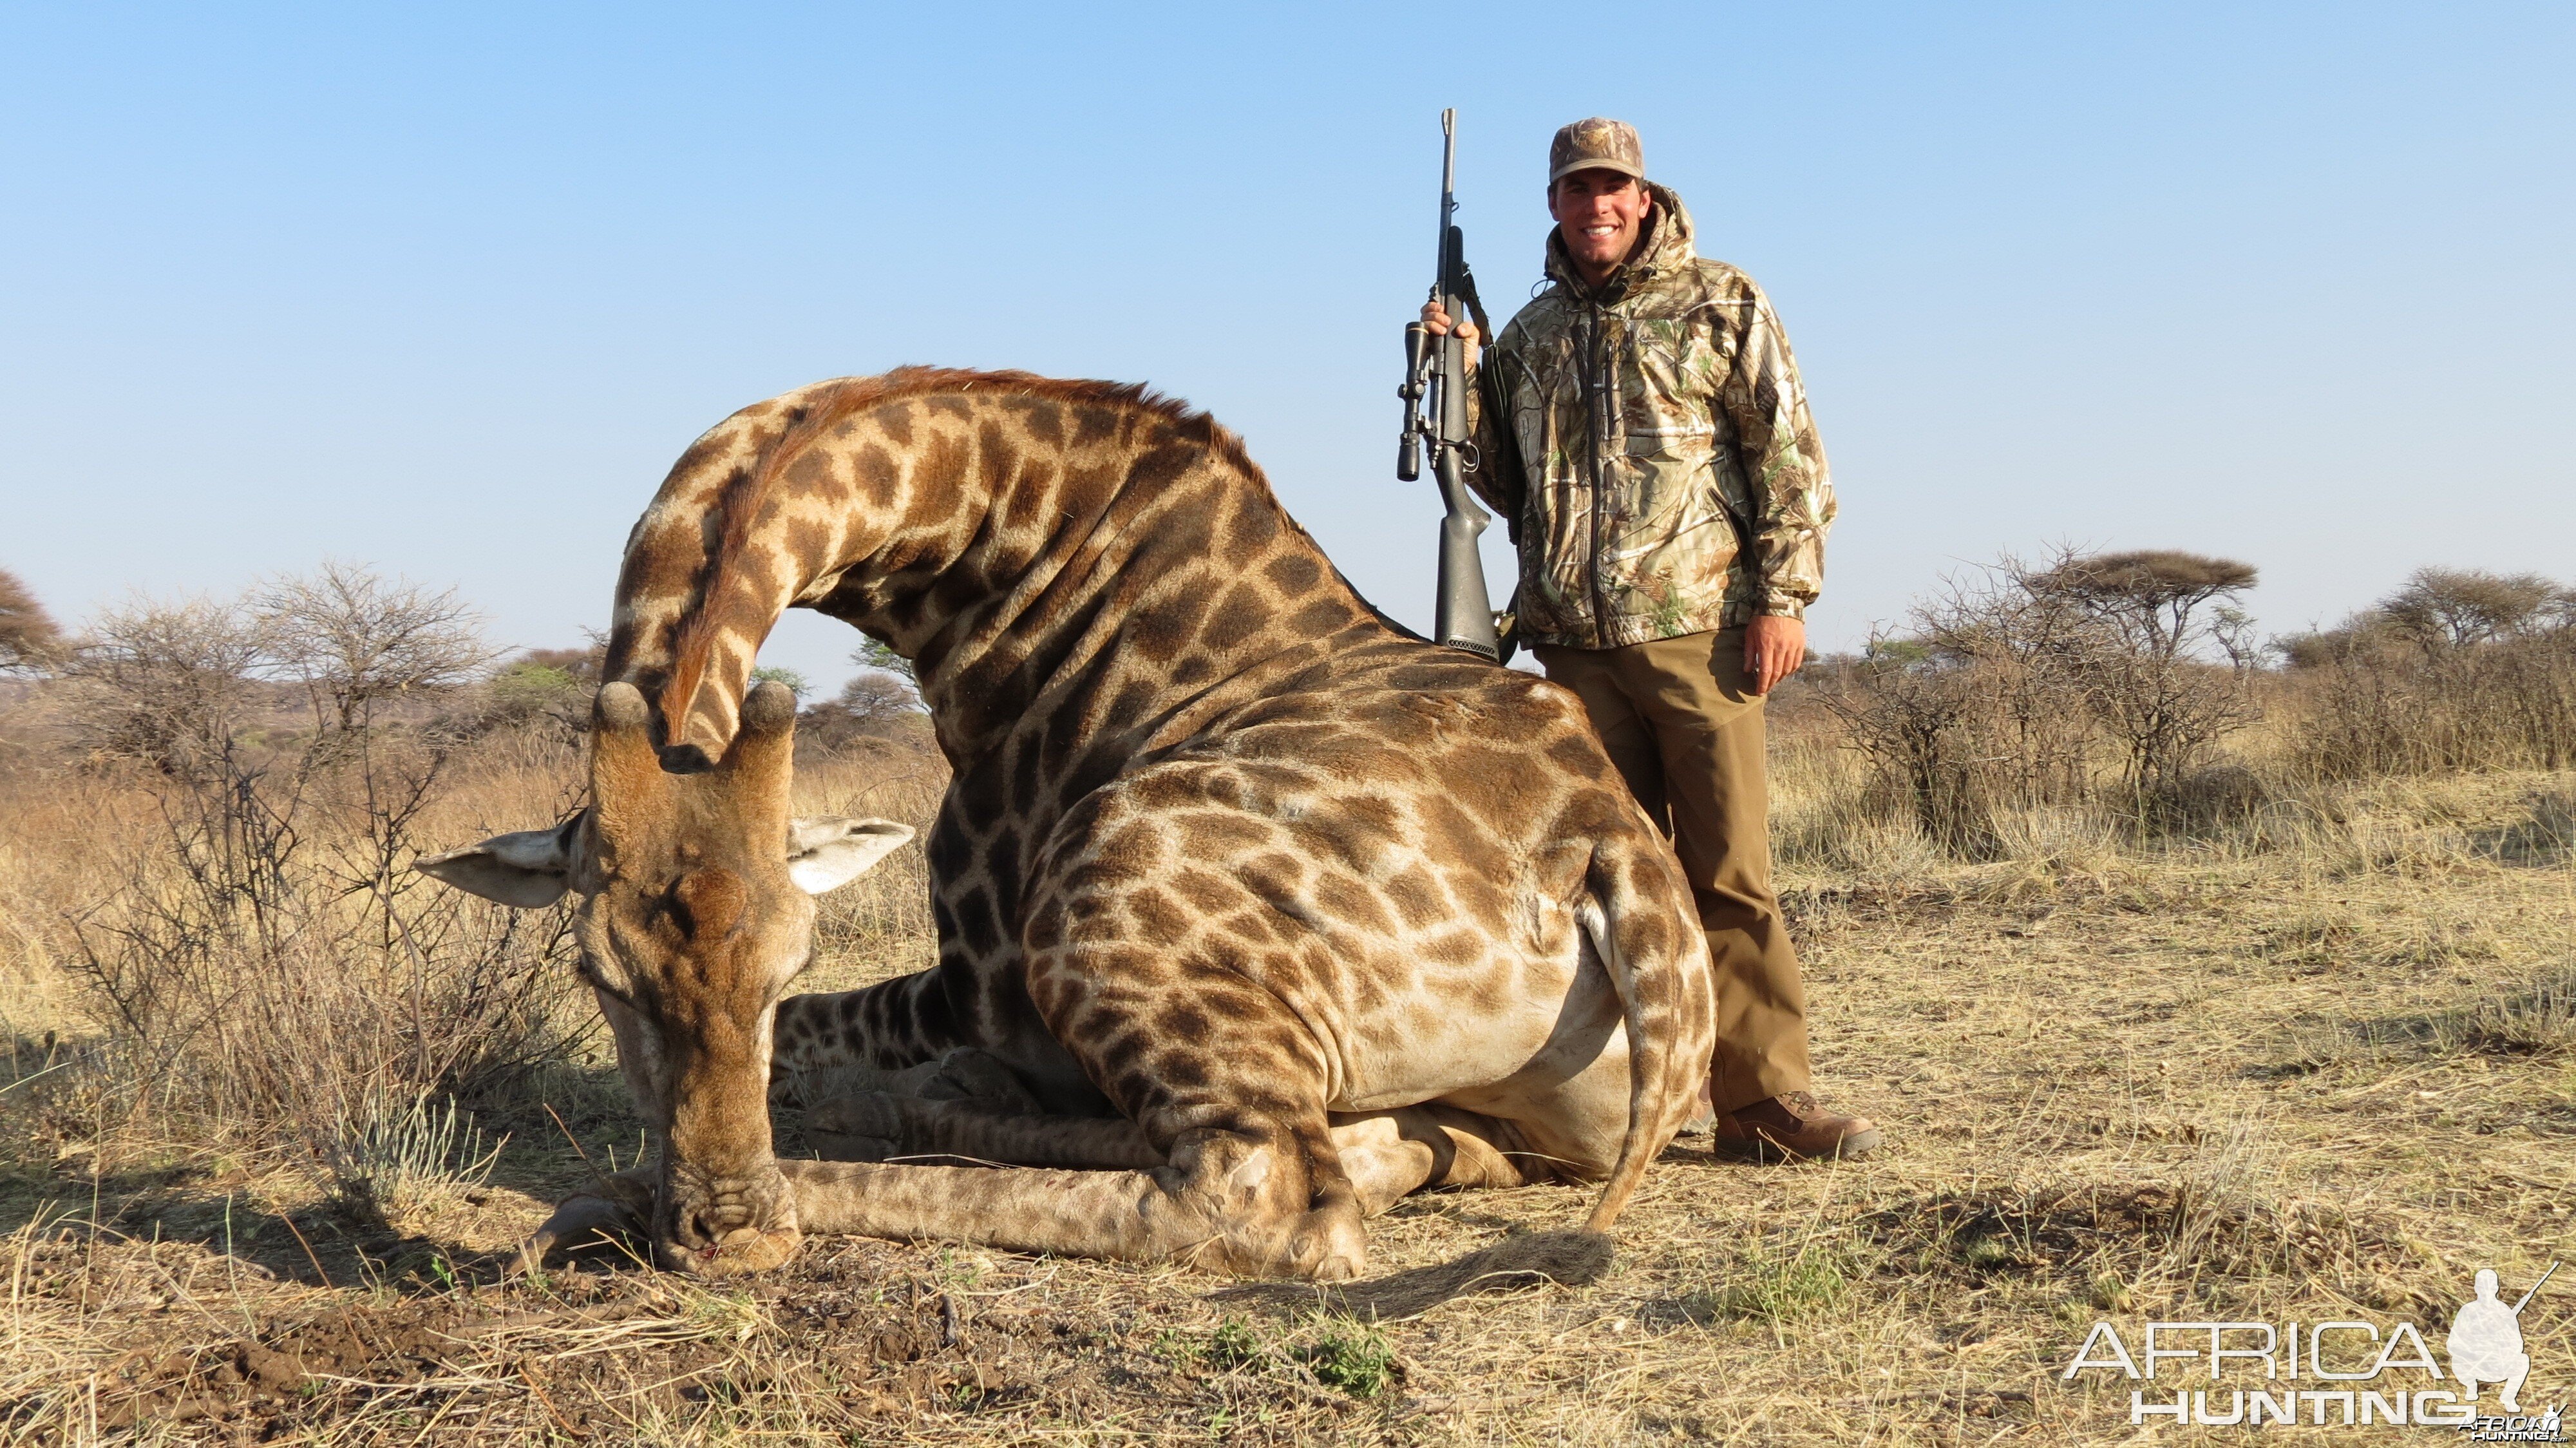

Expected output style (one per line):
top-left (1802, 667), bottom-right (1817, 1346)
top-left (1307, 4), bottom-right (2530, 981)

top-left (417, 368), bottom-right (1718, 1281)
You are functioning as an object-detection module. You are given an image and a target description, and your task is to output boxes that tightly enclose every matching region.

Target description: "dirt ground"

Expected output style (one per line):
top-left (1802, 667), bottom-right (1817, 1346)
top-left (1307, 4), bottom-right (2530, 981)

top-left (5, 769), bottom-right (2571, 1444)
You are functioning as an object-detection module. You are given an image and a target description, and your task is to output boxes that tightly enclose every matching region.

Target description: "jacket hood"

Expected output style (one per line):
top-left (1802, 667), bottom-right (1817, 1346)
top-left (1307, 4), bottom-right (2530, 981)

top-left (1543, 182), bottom-right (1697, 305)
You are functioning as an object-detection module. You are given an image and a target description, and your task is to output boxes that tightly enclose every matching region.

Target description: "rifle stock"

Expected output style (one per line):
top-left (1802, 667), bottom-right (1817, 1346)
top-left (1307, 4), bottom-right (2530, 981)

top-left (1431, 445), bottom-right (1493, 656)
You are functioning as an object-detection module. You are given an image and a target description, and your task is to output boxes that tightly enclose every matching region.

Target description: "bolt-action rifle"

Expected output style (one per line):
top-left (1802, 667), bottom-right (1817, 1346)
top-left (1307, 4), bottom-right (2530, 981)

top-left (1397, 108), bottom-right (1507, 664)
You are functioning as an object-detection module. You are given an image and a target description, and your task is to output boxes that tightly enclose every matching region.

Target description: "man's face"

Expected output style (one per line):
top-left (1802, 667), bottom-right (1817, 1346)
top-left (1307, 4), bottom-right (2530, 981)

top-left (1549, 169), bottom-right (1653, 278)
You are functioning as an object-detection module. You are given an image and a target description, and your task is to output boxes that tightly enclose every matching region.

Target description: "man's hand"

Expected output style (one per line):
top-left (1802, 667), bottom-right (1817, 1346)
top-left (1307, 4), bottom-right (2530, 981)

top-left (1420, 300), bottom-right (1481, 369)
top-left (1743, 615), bottom-right (1806, 696)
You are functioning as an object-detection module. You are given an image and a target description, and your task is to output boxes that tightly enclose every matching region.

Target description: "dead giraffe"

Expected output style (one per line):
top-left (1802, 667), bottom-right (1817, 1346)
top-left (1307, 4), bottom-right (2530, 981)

top-left (419, 368), bottom-right (1718, 1281)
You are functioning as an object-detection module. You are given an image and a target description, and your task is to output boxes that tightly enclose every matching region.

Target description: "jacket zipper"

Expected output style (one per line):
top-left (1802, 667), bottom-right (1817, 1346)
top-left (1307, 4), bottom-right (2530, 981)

top-left (1560, 244), bottom-right (1661, 651)
top-left (1584, 296), bottom-right (1613, 647)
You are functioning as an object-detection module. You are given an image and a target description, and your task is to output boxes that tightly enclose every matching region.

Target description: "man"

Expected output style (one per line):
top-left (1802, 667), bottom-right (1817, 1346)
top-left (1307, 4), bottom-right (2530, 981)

top-left (2448, 1269), bottom-right (2532, 1412)
top-left (1422, 117), bottom-right (1877, 1159)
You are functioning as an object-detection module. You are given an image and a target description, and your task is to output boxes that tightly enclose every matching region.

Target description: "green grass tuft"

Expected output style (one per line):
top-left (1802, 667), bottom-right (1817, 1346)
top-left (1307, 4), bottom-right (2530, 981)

top-left (1294, 1316), bottom-right (1395, 1398)
top-left (1693, 1240), bottom-right (1855, 1326)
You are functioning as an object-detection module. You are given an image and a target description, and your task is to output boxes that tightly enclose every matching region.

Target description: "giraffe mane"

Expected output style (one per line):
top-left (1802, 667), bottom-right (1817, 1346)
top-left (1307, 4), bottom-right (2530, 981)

top-left (654, 367), bottom-right (1264, 750)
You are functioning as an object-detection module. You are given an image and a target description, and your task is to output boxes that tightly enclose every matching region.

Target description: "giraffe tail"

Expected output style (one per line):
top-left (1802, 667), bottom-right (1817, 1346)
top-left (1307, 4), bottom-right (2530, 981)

top-left (1573, 841), bottom-right (1703, 1234)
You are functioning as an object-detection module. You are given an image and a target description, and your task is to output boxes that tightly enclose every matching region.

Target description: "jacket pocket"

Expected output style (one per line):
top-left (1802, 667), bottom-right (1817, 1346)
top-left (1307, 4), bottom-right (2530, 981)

top-left (1622, 335), bottom-right (1717, 461)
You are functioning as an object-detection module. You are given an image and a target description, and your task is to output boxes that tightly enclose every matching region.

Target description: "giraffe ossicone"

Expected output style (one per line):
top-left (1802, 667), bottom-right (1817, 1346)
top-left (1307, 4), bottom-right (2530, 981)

top-left (417, 367), bottom-right (1719, 1282)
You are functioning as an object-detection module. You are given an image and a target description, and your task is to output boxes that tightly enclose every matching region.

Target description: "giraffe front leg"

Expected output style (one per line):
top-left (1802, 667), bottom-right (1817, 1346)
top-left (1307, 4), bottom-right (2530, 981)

top-left (777, 1116), bottom-right (1368, 1280)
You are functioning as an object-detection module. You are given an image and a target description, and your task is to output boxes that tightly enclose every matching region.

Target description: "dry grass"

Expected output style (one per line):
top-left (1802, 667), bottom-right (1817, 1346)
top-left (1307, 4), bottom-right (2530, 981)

top-left (3, 701), bottom-right (2571, 1443)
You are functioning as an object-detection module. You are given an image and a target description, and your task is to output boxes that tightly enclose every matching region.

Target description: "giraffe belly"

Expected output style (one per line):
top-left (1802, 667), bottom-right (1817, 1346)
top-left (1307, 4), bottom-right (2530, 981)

top-left (1324, 948), bottom-right (1624, 1114)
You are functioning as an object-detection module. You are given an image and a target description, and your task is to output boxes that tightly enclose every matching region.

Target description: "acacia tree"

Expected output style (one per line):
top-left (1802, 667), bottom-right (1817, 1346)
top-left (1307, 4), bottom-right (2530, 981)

top-left (852, 636), bottom-right (918, 688)
top-left (834, 672), bottom-right (918, 723)
top-left (2382, 567), bottom-right (2563, 648)
top-left (2031, 550), bottom-right (2259, 663)
top-left (2027, 548), bottom-right (2261, 801)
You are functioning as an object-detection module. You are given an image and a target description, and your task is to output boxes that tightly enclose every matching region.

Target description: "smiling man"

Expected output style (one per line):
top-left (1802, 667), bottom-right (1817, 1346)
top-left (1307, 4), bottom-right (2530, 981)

top-left (1422, 117), bottom-right (1875, 1160)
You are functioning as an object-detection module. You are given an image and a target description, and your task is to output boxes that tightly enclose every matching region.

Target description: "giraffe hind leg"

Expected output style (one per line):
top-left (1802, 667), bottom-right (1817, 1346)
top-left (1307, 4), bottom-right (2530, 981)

top-left (1327, 1105), bottom-right (1536, 1215)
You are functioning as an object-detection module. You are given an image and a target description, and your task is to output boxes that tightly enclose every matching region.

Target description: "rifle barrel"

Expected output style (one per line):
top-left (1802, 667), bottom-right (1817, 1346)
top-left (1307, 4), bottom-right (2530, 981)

top-left (2511, 1260), bottom-right (2560, 1315)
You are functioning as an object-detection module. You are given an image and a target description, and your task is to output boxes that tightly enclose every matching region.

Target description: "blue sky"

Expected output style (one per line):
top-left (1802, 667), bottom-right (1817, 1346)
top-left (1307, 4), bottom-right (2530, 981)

top-left (5, 3), bottom-right (2569, 692)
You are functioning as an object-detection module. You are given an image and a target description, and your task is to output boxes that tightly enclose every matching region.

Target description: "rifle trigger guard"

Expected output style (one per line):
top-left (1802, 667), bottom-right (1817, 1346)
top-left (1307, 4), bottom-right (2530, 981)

top-left (1457, 442), bottom-right (1481, 471)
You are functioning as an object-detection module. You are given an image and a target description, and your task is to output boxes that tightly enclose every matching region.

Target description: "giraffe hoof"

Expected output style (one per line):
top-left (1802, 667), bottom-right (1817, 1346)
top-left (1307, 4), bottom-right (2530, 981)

top-left (666, 1224), bottom-right (801, 1277)
top-left (810, 1130), bottom-right (899, 1163)
top-left (922, 1048), bottom-right (1041, 1111)
top-left (809, 1092), bottom-right (904, 1141)
top-left (512, 1189), bottom-right (647, 1273)
top-left (1296, 1232), bottom-right (1367, 1282)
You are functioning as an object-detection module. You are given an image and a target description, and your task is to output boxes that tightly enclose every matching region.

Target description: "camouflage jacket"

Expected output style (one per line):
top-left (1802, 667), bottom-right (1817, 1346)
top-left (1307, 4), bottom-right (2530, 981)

top-left (1466, 184), bottom-right (1835, 650)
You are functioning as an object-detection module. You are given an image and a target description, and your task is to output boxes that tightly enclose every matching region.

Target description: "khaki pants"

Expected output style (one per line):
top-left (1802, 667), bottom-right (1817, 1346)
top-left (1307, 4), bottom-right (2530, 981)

top-left (1533, 628), bottom-right (1812, 1114)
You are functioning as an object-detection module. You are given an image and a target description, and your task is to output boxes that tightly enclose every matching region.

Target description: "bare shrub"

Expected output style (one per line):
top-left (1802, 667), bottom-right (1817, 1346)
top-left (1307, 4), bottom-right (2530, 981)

top-left (60, 594), bottom-right (273, 777)
top-left (1821, 563), bottom-right (2099, 855)
top-left (253, 560), bottom-right (493, 735)
top-left (37, 572), bottom-right (590, 1203)
top-left (59, 732), bottom-right (588, 1120)
top-left (1819, 638), bottom-right (2022, 853)
top-left (1821, 549), bottom-right (2264, 853)
top-left (0, 567), bottom-right (62, 671)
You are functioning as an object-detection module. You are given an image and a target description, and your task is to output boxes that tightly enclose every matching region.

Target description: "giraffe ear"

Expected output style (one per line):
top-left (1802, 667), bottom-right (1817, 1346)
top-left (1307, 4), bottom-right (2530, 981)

top-left (785, 817), bottom-right (914, 895)
top-left (415, 815), bottom-right (587, 908)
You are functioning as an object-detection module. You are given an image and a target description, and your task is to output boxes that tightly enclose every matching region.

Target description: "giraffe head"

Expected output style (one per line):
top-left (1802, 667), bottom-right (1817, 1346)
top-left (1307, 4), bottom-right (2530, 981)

top-left (415, 679), bottom-right (913, 1274)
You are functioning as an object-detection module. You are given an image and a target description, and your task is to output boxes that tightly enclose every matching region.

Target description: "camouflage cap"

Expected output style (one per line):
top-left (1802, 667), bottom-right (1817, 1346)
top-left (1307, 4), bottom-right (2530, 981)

top-left (1548, 117), bottom-right (1644, 186)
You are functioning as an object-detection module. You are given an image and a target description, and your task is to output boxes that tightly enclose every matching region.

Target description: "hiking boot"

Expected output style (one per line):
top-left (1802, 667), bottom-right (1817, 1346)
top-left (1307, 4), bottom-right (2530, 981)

top-left (1712, 1091), bottom-right (1881, 1161)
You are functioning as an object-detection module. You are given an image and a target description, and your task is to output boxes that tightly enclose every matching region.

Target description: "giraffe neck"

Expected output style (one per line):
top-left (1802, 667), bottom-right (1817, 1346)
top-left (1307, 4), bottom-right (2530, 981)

top-left (603, 368), bottom-right (1385, 774)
